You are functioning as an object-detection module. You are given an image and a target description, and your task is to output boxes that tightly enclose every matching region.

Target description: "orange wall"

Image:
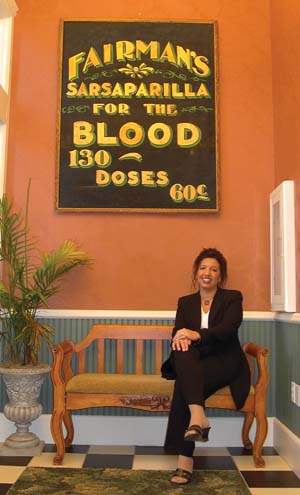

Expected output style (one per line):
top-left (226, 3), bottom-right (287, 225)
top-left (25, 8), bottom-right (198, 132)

top-left (6, 0), bottom-right (274, 311)
top-left (271, 0), bottom-right (300, 185)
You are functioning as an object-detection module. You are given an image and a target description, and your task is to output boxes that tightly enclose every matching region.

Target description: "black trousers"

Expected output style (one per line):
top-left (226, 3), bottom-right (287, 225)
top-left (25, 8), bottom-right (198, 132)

top-left (164, 345), bottom-right (238, 457)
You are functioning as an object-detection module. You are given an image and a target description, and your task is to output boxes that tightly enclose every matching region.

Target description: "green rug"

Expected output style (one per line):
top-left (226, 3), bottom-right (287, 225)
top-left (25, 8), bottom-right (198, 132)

top-left (8, 467), bottom-right (251, 494)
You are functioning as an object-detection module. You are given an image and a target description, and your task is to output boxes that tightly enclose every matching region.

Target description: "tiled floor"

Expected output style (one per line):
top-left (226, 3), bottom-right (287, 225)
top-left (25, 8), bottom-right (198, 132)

top-left (0, 444), bottom-right (300, 494)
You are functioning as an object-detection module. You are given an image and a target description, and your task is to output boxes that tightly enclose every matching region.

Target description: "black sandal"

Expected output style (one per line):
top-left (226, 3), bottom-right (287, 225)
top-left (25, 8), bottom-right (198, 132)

top-left (184, 424), bottom-right (211, 442)
top-left (170, 468), bottom-right (193, 485)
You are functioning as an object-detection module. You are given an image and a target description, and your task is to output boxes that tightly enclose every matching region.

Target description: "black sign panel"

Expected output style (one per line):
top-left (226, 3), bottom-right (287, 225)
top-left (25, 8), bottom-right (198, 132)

top-left (57, 21), bottom-right (218, 212)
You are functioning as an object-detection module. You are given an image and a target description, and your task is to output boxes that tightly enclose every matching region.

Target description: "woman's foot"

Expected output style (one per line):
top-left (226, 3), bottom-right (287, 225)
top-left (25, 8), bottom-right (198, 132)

top-left (170, 456), bottom-right (193, 485)
top-left (170, 468), bottom-right (192, 485)
top-left (184, 424), bottom-right (211, 442)
top-left (187, 404), bottom-right (210, 441)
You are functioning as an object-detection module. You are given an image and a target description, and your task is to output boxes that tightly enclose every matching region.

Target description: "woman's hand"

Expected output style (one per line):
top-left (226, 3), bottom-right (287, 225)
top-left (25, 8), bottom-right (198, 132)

top-left (172, 328), bottom-right (201, 351)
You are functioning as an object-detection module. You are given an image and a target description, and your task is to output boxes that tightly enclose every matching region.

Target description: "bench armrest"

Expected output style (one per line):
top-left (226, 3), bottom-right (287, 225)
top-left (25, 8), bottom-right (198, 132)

top-left (243, 342), bottom-right (269, 359)
top-left (51, 340), bottom-right (75, 390)
top-left (243, 342), bottom-right (270, 392)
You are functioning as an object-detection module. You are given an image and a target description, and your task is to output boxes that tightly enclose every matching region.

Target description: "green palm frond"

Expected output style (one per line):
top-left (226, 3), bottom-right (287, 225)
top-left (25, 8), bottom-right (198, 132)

top-left (33, 240), bottom-right (90, 297)
top-left (0, 184), bottom-right (91, 366)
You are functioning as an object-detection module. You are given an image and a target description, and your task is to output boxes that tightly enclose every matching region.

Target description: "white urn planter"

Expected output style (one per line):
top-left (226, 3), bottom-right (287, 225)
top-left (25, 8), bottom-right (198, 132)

top-left (0, 364), bottom-right (51, 450)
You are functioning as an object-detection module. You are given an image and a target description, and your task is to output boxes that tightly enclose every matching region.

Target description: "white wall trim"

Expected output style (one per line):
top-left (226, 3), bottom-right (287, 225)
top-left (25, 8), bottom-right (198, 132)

top-left (243, 311), bottom-right (276, 321)
top-left (37, 309), bottom-right (177, 320)
top-left (35, 309), bottom-right (300, 323)
top-left (36, 309), bottom-right (279, 321)
top-left (276, 312), bottom-right (300, 324)
top-left (0, 4), bottom-right (16, 198)
top-left (273, 417), bottom-right (300, 476)
top-left (0, 413), bottom-right (274, 448)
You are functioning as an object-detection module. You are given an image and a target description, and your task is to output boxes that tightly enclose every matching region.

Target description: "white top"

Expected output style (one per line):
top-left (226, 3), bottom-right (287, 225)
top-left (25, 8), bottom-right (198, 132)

top-left (201, 308), bottom-right (210, 329)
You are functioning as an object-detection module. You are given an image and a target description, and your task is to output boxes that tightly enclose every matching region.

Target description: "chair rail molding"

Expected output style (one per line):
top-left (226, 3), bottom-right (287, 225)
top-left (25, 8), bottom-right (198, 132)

top-left (35, 309), bottom-right (278, 321)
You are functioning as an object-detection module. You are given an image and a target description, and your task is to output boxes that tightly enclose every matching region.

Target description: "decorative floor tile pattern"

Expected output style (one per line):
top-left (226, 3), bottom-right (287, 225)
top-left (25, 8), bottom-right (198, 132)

top-left (228, 447), bottom-right (279, 457)
top-left (0, 444), bottom-right (299, 494)
top-left (241, 470), bottom-right (300, 488)
top-left (0, 458), bottom-right (31, 467)
top-left (193, 455), bottom-right (237, 470)
top-left (28, 452), bottom-right (86, 468)
top-left (0, 466), bottom-right (26, 484)
top-left (132, 454), bottom-right (178, 470)
top-left (250, 489), bottom-right (300, 495)
top-left (233, 456), bottom-right (292, 471)
top-left (83, 454), bottom-right (133, 469)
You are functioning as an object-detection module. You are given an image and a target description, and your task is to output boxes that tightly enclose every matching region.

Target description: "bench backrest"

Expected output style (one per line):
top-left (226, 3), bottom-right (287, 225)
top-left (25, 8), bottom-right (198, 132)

top-left (70, 324), bottom-right (255, 379)
top-left (73, 324), bottom-right (173, 375)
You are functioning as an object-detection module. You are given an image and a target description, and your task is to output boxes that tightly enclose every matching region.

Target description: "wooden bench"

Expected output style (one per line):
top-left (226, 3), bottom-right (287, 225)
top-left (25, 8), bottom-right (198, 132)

top-left (50, 324), bottom-right (269, 467)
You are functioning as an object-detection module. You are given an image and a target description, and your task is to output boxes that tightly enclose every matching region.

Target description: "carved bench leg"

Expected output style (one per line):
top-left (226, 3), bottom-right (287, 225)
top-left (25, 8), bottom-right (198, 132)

top-left (63, 410), bottom-right (74, 448)
top-left (253, 409), bottom-right (268, 468)
top-left (50, 409), bottom-right (65, 465)
top-left (242, 412), bottom-right (254, 450)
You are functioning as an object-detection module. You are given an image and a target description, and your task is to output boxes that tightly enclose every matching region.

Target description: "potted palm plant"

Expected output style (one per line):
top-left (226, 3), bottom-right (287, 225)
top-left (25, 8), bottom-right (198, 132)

top-left (0, 184), bottom-right (90, 451)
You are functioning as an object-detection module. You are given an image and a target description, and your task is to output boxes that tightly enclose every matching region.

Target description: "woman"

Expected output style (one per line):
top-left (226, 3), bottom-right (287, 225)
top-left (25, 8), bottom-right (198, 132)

top-left (163, 248), bottom-right (250, 485)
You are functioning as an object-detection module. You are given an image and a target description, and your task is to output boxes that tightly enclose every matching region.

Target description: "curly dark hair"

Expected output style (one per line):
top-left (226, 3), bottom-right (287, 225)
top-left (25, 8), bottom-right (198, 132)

top-left (192, 247), bottom-right (227, 288)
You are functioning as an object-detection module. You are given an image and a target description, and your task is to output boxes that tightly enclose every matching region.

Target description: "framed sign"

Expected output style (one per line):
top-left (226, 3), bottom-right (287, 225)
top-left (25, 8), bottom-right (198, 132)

top-left (56, 20), bottom-right (219, 212)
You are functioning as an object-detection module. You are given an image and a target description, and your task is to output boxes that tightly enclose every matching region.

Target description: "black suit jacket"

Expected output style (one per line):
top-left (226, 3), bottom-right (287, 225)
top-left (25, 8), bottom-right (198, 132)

top-left (165, 287), bottom-right (250, 410)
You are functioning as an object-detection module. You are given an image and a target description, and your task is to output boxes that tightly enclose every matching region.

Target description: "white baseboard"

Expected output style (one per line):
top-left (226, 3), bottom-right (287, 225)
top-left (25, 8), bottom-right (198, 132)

top-left (0, 413), bottom-right (273, 447)
top-left (273, 417), bottom-right (300, 476)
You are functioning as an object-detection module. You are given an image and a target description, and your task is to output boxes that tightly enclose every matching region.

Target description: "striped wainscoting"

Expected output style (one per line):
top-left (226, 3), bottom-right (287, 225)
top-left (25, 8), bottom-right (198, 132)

top-left (275, 319), bottom-right (300, 436)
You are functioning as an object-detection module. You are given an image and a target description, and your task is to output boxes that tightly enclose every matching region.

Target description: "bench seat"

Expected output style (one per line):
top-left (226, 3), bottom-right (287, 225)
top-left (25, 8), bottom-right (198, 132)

top-left (66, 373), bottom-right (174, 395)
top-left (66, 373), bottom-right (255, 397)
